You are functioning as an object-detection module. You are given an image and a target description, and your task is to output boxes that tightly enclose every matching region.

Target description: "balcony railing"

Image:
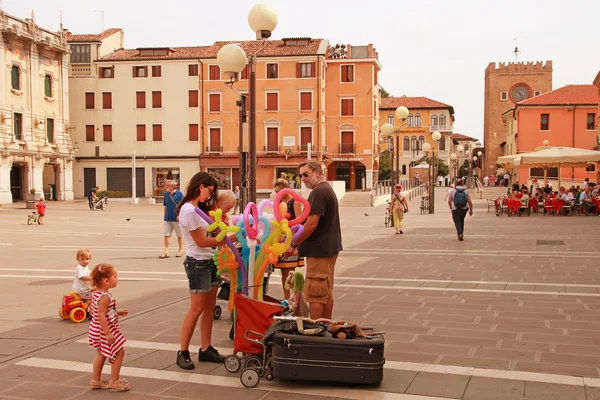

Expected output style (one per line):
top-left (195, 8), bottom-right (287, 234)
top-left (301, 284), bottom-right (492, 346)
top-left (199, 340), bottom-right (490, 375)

top-left (205, 145), bottom-right (223, 152)
top-left (339, 143), bottom-right (355, 153)
top-left (402, 150), bottom-right (424, 157)
top-left (264, 145), bottom-right (280, 152)
top-left (70, 63), bottom-right (92, 77)
top-left (298, 145), bottom-right (309, 152)
top-left (430, 125), bottom-right (454, 132)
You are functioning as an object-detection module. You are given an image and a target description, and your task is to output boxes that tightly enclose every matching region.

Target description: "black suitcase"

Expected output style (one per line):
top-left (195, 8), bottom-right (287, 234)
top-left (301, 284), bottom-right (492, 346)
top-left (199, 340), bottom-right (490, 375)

top-left (271, 332), bottom-right (385, 385)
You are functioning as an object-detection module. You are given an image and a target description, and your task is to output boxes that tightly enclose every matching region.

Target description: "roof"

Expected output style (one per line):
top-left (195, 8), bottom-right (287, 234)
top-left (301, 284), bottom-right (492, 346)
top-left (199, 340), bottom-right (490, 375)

top-left (100, 46), bottom-right (211, 61)
top-left (66, 28), bottom-right (122, 43)
top-left (517, 84), bottom-right (599, 107)
top-left (380, 96), bottom-right (454, 115)
top-left (594, 71), bottom-right (600, 88)
top-left (452, 133), bottom-right (478, 142)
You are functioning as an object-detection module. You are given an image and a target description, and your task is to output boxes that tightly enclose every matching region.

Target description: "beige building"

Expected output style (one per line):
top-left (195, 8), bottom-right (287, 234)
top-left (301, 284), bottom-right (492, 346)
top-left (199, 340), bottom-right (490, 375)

top-left (0, 10), bottom-right (73, 203)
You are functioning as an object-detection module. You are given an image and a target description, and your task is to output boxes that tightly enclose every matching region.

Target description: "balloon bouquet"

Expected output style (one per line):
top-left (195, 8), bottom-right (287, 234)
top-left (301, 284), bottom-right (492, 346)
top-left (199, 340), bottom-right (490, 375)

top-left (194, 188), bottom-right (310, 311)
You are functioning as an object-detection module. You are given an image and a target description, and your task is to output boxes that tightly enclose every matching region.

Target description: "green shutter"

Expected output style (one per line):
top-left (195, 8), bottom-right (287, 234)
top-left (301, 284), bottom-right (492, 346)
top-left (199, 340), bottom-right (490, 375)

top-left (47, 119), bottom-right (54, 143)
top-left (11, 66), bottom-right (19, 90)
top-left (44, 75), bottom-right (52, 97)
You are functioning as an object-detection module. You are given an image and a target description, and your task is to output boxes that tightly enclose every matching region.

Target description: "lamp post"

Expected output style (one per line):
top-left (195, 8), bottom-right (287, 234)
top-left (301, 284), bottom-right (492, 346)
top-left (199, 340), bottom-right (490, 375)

top-left (472, 156), bottom-right (477, 189)
top-left (217, 4), bottom-right (277, 204)
top-left (422, 130), bottom-right (441, 214)
top-left (381, 106), bottom-right (409, 187)
top-left (450, 152), bottom-right (457, 182)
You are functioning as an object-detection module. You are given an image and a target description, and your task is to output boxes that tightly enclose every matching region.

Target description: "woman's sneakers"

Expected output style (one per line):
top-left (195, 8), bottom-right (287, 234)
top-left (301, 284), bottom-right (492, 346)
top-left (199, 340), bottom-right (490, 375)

top-left (176, 350), bottom-right (195, 370)
top-left (198, 346), bottom-right (226, 363)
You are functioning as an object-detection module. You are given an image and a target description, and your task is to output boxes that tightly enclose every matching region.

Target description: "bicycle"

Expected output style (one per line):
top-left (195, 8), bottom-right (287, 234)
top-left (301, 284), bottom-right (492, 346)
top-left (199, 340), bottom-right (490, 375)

top-left (420, 196), bottom-right (430, 214)
top-left (27, 211), bottom-right (41, 225)
top-left (384, 200), bottom-right (393, 227)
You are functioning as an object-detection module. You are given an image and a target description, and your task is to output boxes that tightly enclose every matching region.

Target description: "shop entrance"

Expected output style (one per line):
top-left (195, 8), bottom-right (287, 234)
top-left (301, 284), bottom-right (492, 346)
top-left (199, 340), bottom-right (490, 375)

top-left (328, 161), bottom-right (366, 190)
top-left (10, 165), bottom-right (23, 201)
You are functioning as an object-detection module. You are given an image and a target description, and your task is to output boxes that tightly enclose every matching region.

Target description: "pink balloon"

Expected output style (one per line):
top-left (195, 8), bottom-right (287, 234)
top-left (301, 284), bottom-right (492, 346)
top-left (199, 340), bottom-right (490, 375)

top-left (257, 199), bottom-right (274, 215)
top-left (273, 188), bottom-right (310, 227)
top-left (243, 202), bottom-right (260, 240)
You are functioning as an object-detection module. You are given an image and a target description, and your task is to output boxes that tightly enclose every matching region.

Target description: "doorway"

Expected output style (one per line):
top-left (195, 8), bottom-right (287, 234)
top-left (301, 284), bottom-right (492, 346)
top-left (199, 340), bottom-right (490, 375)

top-left (10, 165), bottom-right (23, 201)
top-left (335, 162), bottom-right (351, 189)
top-left (84, 168), bottom-right (96, 197)
top-left (354, 163), bottom-right (366, 190)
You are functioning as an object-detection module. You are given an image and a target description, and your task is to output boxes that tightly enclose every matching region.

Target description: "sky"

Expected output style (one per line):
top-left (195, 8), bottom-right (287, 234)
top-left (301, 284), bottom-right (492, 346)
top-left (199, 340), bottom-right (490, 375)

top-left (4, 0), bottom-right (600, 143)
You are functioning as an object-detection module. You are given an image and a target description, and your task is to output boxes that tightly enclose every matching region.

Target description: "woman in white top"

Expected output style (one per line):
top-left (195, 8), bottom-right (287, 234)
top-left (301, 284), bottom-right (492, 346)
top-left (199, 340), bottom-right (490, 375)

top-left (175, 172), bottom-right (236, 370)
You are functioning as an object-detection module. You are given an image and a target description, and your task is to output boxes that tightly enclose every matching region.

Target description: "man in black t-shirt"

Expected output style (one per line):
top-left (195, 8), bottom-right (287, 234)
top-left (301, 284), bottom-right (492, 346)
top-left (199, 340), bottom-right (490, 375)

top-left (295, 161), bottom-right (342, 320)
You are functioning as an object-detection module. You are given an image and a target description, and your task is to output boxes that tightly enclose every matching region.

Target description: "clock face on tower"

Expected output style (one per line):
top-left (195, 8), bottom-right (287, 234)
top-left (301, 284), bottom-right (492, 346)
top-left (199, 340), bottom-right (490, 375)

top-left (510, 84), bottom-right (531, 103)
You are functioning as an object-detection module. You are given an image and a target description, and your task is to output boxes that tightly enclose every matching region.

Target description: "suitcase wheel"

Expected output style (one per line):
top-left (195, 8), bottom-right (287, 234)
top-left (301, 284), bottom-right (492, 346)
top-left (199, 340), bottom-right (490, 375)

top-left (265, 373), bottom-right (273, 381)
top-left (224, 355), bottom-right (241, 373)
top-left (244, 355), bottom-right (263, 371)
top-left (240, 368), bottom-right (260, 388)
top-left (213, 305), bottom-right (222, 320)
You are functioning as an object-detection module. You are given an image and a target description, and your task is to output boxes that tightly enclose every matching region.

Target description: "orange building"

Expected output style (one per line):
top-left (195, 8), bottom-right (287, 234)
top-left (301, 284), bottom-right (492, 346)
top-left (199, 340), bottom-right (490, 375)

top-left (509, 84), bottom-right (599, 184)
top-left (594, 71), bottom-right (600, 150)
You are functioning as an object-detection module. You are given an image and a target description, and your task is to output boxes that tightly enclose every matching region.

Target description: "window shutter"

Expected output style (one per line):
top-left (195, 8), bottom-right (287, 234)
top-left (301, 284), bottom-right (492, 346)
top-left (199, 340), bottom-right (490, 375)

top-left (189, 124), bottom-right (199, 141)
top-left (103, 125), bottom-right (112, 141)
top-left (188, 64), bottom-right (198, 76)
top-left (11, 66), bottom-right (19, 90)
top-left (132, 66), bottom-right (136, 77)
top-left (85, 92), bottom-right (95, 109)
top-left (348, 65), bottom-right (354, 81)
top-left (153, 124), bottom-right (162, 141)
top-left (267, 93), bottom-right (278, 110)
top-left (136, 92), bottom-right (145, 108)
top-left (341, 66), bottom-right (347, 82)
top-left (209, 93), bottom-right (220, 112)
top-left (296, 63), bottom-right (302, 78)
top-left (267, 128), bottom-right (278, 146)
top-left (311, 62), bottom-right (316, 77)
top-left (136, 124), bottom-right (146, 141)
top-left (102, 92), bottom-right (112, 109)
top-left (44, 76), bottom-right (52, 97)
top-left (300, 92), bottom-right (311, 111)
top-left (85, 125), bottom-right (95, 141)
top-left (152, 65), bottom-right (161, 77)
top-left (300, 127), bottom-right (311, 145)
top-left (152, 91), bottom-right (162, 108)
top-left (189, 90), bottom-right (199, 108)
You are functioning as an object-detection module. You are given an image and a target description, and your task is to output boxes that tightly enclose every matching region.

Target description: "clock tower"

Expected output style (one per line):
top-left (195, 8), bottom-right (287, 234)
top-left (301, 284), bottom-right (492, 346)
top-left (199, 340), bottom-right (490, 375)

top-left (483, 61), bottom-right (553, 177)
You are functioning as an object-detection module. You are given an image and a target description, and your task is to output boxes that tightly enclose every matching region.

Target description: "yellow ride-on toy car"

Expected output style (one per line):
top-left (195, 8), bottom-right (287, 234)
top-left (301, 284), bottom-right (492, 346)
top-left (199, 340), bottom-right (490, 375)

top-left (59, 292), bottom-right (89, 323)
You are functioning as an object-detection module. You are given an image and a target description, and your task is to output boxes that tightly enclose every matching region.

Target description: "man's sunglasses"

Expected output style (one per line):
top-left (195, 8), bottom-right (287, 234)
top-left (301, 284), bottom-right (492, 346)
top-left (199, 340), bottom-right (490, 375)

top-left (301, 172), bottom-right (311, 178)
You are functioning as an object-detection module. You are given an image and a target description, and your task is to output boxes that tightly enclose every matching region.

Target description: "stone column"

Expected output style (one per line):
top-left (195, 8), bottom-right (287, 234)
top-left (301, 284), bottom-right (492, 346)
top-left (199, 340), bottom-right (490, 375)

top-left (0, 153), bottom-right (12, 204)
top-left (63, 158), bottom-right (74, 200)
top-left (54, 163), bottom-right (63, 201)
top-left (32, 156), bottom-right (45, 199)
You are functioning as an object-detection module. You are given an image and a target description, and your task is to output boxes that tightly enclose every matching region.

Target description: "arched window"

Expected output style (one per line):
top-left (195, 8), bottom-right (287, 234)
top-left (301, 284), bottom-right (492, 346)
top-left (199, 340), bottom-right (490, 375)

top-left (439, 115), bottom-right (446, 127)
top-left (418, 136), bottom-right (425, 150)
top-left (431, 115), bottom-right (438, 127)
top-left (439, 136), bottom-right (446, 151)
top-left (410, 136), bottom-right (417, 150)
top-left (415, 113), bottom-right (422, 127)
top-left (403, 136), bottom-right (409, 151)
top-left (402, 164), bottom-right (407, 175)
top-left (407, 114), bottom-right (413, 127)
top-left (387, 113), bottom-right (394, 125)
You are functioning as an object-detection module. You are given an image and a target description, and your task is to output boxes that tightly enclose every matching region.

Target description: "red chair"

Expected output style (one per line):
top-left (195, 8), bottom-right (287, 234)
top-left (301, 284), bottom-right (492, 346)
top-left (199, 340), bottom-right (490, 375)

top-left (528, 198), bottom-right (538, 213)
top-left (553, 198), bottom-right (565, 214)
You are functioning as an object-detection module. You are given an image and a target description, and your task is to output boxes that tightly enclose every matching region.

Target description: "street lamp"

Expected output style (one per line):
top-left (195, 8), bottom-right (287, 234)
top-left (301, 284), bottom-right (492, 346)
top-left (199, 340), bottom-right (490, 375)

top-left (381, 106), bottom-right (408, 186)
top-left (217, 4), bottom-right (278, 204)
top-left (450, 152), bottom-right (457, 182)
top-left (543, 139), bottom-right (549, 146)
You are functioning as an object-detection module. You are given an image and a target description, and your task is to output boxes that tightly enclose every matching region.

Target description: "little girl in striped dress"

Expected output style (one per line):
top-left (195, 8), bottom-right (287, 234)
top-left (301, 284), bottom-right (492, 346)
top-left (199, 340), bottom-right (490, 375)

top-left (88, 263), bottom-right (130, 391)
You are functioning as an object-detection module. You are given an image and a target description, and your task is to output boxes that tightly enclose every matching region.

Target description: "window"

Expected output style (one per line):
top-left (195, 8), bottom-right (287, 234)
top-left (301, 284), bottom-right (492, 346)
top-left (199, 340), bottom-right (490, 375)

top-left (418, 136), bottom-right (425, 151)
top-left (14, 113), bottom-right (23, 140)
top-left (241, 65), bottom-right (249, 80)
top-left (266, 127), bottom-right (278, 151)
top-left (189, 90), bottom-right (199, 108)
top-left (102, 92), bottom-right (112, 109)
top-left (500, 92), bottom-right (508, 101)
top-left (11, 65), bottom-right (20, 90)
top-left (209, 93), bottom-right (220, 112)
top-left (136, 124), bottom-right (146, 141)
top-left (300, 127), bottom-right (312, 150)
top-left (188, 64), bottom-right (199, 76)
top-left (541, 113), bottom-right (550, 130)
top-left (152, 91), bottom-right (162, 108)
top-left (387, 114), bottom-right (394, 125)
top-left (85, 92), bottom-right (95, 109)
top-left (403, 136), bottom-right (409, 150)
top-left (152, 124), bottom-right (162, 141)
top-left (70, 44), bottom-right (90, 63)
top-left (103, 125), bottom-right (112, 141)
top-left (439, 115), bottom-right (446, 127)
top-left (208, 128), bottom-right (221, 150)
top-left (534, 91), bottom-right (541, 96)
top-left (298, 63), bottom-right (314, 78)
top-left (44, 75), bottom-right (52, 97)
top-left (415, 113), bottom-right (422, 127)
top-left (267, 63), bottom-right (278, 79)
top-left (85, 125), bottom-right (95, 141)
top-left (133, 66), bottom-right (147, 78)
top-left (151, 65), bottom-right (161, 77)
top-left (431, 115), bottom-right (438, 127)
top-left (153, 168), bottom-right (181, 196)
top-left (189, 124), bottom-right (199, 141)
top-left (411, 136), bottom-right (417, 150)
top-left (209, 65), bottom-right (220, 80)
top-left (136, 91), bottom-right (145, 108)
top-left (439, 136), bottom-right (446, 151)
top-left (46, 118), bottom-right (54, 143)
top-left (341, 98), bottom-right (354, 116)
top-left (341, 65), bottom-right (354, 82)
top-left (407, 114), bottom-right (414, 127)
top-left (300, 92), bottom-right (312, 111)
top-left (587, 113), bottom-right (596, 130)
top-left (99, 67), bottom-right (114, 78)
top-left (266, 92), bottom-right (278, 111)
top-left (586, 164), bottom-right (596, 172)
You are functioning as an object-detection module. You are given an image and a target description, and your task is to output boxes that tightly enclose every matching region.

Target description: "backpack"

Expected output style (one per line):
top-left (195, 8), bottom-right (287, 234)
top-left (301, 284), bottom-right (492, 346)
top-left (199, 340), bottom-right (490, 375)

top-left (453, 188), bottom-right (468, 208)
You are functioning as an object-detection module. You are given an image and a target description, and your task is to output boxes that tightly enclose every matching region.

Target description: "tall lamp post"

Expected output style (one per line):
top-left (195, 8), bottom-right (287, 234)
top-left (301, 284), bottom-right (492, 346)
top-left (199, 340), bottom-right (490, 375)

top-left (380, 106), bottom-right (409, 186)
top-left (217, 4), bottom-right (277, 204)
top-left (472, 156), bottom-right (478, 188)
top-left (422, 130), bottom-right (441, 213)
top-left (450, 152), bottom-right (457, 182)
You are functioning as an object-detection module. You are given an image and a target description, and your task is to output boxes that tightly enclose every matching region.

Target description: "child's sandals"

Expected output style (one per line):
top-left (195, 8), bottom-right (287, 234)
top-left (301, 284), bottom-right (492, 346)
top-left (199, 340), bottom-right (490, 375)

top-left (109, 378), bottom-right (131, 391)
top-left (89, 379), bottom-right (110, 389)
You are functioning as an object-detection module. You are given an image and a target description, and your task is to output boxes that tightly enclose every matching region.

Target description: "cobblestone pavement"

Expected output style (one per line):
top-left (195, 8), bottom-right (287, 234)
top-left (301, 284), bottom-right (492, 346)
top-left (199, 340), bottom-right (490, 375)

top-left (1, 188), bottom-right (600, 399)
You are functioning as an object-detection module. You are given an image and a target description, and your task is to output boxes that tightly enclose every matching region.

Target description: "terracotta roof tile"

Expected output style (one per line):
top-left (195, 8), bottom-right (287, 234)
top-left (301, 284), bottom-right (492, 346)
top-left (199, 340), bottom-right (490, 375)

top-left (66, 28), bottom-right (122, 43)
top-left (452, 133), bottom-right (478, 142)
top-left (99, 46), bottom-right (211, 61)
top-left (518, 84), bottom-right (599, 106)
top-left (380, 96), bottom-right (454, 114)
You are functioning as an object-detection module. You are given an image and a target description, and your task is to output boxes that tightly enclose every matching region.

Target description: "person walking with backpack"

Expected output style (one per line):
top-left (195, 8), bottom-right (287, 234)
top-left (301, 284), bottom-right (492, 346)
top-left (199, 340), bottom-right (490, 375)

top-left (447, 178), bottom-right (473, 241)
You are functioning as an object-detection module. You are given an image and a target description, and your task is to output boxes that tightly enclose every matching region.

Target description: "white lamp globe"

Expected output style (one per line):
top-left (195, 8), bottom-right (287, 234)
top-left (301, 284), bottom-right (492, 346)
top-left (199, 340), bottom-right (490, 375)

top-left (450, 153), bottom-right (457, 160)
top-left (431, 131), bottom-right (441, 141)
top-left (456, 145), bottom-right (464, 153)
top-left (473, 156), bottom-right (478, 161)
top-left (395, 106), bottom-right (409, 120)
top-left (381, 123), bottom-right (394, 137)
top-left (477, 151), bottom-right (482, 157)
top-left (217, 44), bottom-right (247, 77)
top-left (465, 150), bottom-right (471, 156)
top-left (248, 4), bottom-right (278, 39)
top-left (422, 142), bottom-right (432, 152)
top-left (543, 140), bottom-right (549, 146)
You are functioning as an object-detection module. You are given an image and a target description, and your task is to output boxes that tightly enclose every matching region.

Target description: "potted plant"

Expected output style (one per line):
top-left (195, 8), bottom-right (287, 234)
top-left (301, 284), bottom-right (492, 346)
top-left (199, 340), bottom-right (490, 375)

top-left (26, 188), bottom-right (36, 208)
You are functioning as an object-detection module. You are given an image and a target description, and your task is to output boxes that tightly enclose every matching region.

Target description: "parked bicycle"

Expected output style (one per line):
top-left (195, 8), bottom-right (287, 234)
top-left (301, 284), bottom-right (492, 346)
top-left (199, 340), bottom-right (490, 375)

top-left (26, 211), bottom-right (41, 225)
top-left (384, 200), bottom-right (393, 227)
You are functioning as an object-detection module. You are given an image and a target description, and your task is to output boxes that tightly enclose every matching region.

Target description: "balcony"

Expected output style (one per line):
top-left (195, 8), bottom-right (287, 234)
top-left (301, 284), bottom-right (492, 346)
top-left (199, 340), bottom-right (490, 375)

top-left (402, 150), bottom-right (424, 158)
top-left (264, 145), bottom-right (280, 152)
top-left (205, 146), bottom-right (223, 153)
top-left (339, 143), bottom-right (355, 154)
top-left (298, 145), bottom-right (309, 152)
top-left (430, 125), bottom-right (454, 132)
top-left (70, 63), bottom-right (92, 77)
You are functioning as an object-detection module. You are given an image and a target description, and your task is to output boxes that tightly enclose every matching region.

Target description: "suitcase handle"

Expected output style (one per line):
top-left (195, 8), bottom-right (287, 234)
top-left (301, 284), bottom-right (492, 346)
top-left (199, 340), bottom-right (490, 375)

top-left (244, 330), bottom-right (266, 349)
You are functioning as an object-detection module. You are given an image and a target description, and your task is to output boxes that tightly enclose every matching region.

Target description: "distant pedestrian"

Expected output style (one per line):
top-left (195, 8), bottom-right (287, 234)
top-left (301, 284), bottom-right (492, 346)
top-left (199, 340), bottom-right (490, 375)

top-left (391, 184), bottom-right (408, 235)
top-left (160, 180), bottom-right (183, 259)
top-left (483, 175), bottom-right (489, 187)
top-left (437, 174), bottom-right (444, 187)
top-left (233, 185), bottom-right (241, 214)
top-left (295, 160), bottom-right (342, 320)
top-left (447, 178), bottom-right (473, 241)
top-left (88, 186), bottom-right (99, 210)
top-left (35, 198), bottom-right (46, 224)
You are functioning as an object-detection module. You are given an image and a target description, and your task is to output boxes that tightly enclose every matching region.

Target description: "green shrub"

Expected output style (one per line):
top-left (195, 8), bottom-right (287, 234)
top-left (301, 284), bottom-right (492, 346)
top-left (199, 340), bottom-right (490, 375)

top-left (120, 191), bottom-right (130, 198)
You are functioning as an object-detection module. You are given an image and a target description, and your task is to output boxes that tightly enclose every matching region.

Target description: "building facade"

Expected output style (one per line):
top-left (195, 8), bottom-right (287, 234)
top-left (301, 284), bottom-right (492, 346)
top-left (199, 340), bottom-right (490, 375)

top-left (0, 10), bottom-right (73, 203)
top-left (451, 133), bottom-right (479, 179)
top-left (483, 61), bottom-right (553, 177)
top-left (594, 71), bottom-right (600, 150)
top-left (379, 96), bottom-right (455, 178)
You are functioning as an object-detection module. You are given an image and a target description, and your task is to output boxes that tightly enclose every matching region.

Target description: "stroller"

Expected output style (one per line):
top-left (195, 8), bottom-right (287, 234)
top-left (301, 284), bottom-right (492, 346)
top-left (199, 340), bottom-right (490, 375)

top-left (92, 195), bottom-right (108, 211)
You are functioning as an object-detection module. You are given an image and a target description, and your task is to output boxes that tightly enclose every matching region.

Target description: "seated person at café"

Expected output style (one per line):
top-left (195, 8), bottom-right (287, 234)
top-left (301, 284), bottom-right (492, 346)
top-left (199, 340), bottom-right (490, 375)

top-left (579, 187), bottom-right (598, 216)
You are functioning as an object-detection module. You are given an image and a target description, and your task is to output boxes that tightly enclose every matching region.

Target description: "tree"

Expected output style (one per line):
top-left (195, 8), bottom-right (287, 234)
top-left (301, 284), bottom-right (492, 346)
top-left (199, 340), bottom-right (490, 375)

top-left (458, 160), bottom-right (469, 178)
top-left (380, 86), bottom-right (392, 98)
top-left (378, 150), bottom-right (392, 180)
top-left (415, 155), bottom-right (450, 177)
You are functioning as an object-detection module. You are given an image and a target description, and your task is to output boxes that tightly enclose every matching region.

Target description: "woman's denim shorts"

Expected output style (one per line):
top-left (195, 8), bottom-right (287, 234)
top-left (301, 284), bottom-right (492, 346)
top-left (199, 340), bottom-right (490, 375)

top-left (183, 257), bottom-right (220, 294)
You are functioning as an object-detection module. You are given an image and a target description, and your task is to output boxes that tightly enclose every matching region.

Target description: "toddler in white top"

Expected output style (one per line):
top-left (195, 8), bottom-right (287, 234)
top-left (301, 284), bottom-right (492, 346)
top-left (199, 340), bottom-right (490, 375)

top-left (73, 249), bottom-right (93, 301)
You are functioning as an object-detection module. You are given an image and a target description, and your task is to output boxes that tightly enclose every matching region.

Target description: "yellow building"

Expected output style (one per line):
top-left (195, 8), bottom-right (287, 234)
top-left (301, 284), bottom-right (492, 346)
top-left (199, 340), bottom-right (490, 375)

top-left (0, 9), bottom-right (73, 203)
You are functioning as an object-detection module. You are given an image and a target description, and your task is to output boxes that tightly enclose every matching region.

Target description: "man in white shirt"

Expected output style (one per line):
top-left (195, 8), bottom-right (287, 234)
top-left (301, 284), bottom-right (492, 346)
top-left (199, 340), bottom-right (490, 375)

top-left (583, 178), bottom-right (589, 190)
top-left (483, 175), bottom-right (489, 187)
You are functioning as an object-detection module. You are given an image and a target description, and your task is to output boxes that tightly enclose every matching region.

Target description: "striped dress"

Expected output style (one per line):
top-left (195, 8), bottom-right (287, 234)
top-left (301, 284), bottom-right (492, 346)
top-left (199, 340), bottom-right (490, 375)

top-left (88, 290), bottom-right (126, 363)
